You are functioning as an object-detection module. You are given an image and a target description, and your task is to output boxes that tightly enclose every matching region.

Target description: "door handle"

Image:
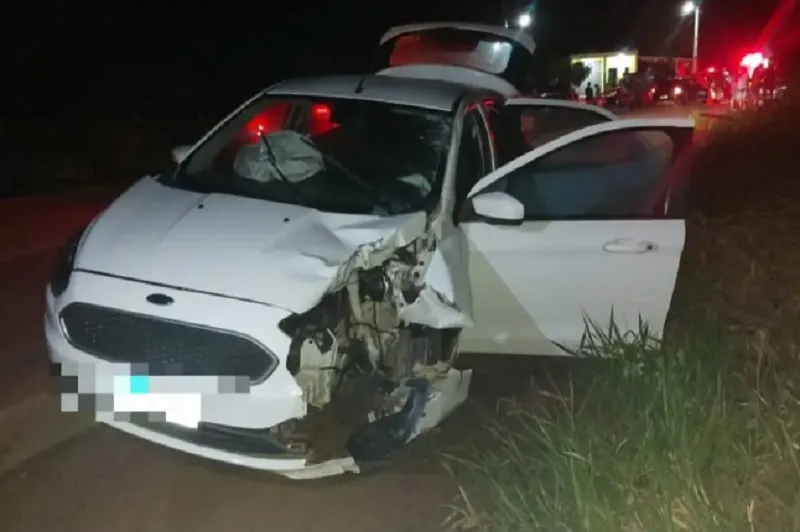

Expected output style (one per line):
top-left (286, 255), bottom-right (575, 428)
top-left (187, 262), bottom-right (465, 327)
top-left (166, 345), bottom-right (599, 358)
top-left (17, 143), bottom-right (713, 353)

top-left (603, 239), bottom-right (658, 254)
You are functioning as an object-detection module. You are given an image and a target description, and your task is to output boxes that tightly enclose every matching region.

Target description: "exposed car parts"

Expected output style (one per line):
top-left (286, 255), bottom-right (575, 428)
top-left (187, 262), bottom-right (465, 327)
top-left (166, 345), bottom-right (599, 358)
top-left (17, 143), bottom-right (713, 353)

top-left (277, 226), bottom-right (465, 466)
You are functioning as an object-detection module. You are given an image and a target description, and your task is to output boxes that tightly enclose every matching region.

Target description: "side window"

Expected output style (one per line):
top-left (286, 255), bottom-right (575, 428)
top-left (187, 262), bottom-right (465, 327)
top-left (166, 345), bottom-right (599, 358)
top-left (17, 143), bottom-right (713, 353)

top-left (502, 130), bottom-right (676, 220)
top-left (491, 106), bottom-right (611, 165)
top-left (453, 109), bottom-right (491, 215)
top-left (537, 130), bottom-right (653, 170)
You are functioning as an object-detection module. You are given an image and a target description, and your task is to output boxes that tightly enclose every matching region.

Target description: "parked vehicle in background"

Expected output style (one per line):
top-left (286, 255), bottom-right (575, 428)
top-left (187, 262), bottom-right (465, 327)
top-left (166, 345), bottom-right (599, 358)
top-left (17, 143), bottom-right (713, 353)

top-left (650, 78), bottom-right (708, 105)
top-left (537, 81), bottom-right (579, 100)
top-left (699, 68), bottom-right (732, 102)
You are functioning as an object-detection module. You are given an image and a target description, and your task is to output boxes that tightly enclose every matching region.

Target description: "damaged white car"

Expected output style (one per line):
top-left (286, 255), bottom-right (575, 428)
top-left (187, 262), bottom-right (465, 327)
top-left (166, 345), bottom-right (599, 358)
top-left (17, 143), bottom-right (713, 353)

top-left (45, 25), bottom-right (695, 480)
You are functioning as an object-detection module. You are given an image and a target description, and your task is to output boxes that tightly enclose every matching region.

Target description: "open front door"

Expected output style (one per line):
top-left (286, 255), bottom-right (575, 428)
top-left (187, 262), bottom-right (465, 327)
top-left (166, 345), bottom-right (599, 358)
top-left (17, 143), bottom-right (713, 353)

top-left (457, 118), bottom-right (695, 356)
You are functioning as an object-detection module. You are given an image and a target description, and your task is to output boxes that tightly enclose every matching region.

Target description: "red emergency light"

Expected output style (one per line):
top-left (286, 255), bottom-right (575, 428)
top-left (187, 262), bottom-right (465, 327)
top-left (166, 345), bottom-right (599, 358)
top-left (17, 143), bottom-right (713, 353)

top-left (311, 103), bottom-right (331, 120)
top-left (741, 52), bottom-right (769, 70)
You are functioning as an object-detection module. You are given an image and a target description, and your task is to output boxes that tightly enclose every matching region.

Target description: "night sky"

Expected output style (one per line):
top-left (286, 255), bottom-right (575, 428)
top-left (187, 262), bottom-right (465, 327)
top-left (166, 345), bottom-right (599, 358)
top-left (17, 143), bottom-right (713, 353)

top-left (2, 0), bottom-right (796, 111)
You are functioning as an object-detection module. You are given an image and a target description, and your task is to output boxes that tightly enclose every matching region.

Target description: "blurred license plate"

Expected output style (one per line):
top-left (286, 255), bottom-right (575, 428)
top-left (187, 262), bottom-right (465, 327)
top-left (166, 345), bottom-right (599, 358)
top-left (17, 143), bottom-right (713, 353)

top-left (112, 375), bottom-right (201, 428)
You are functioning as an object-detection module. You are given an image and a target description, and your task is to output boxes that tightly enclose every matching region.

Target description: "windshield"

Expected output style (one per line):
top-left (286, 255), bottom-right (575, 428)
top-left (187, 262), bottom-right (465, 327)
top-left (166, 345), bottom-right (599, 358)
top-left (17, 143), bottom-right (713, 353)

top-left (165, 96), bottom-right (453, 216)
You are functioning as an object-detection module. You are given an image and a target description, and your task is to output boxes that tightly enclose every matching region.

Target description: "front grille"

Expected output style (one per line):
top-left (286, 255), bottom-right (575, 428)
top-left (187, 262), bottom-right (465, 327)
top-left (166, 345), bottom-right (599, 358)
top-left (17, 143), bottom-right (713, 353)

top-left (60, 302), bottom-right (277, 383)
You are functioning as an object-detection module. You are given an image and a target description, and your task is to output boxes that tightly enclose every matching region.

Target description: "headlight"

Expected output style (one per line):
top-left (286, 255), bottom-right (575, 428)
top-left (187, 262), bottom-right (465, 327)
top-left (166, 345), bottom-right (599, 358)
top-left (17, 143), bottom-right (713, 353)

top-left (50, 226), bottom-right (88, 298)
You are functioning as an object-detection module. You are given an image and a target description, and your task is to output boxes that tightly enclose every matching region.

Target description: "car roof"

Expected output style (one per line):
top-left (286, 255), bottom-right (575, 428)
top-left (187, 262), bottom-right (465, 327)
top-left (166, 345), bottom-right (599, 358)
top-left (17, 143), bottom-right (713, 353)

top-left (265, 74), bottom-right (498, 112)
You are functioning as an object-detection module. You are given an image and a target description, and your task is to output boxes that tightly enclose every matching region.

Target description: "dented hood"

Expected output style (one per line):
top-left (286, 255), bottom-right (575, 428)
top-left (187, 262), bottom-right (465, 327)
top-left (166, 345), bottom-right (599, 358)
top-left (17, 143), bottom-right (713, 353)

top-left (75, 177), bottom-right (428, 313)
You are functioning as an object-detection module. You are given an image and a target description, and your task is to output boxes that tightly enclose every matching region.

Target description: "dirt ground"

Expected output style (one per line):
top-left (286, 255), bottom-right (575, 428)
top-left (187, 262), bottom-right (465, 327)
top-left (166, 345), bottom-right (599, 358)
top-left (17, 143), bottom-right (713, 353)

top-left (0, 426), bottom-right (458, 532)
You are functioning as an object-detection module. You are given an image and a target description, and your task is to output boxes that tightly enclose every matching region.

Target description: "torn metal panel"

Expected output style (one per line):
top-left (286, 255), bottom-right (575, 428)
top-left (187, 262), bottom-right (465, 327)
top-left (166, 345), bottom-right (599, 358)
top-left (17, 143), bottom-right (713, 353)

top-left (274, 207), bottom-right (474, 473)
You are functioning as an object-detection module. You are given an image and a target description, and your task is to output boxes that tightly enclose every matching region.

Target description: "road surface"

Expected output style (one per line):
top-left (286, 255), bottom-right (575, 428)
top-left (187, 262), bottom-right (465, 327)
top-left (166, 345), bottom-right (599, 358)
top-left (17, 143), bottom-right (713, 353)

top-left (616, 102), bottom-right (726, 119)
top-left (0, 104), bottom-right (716, 531)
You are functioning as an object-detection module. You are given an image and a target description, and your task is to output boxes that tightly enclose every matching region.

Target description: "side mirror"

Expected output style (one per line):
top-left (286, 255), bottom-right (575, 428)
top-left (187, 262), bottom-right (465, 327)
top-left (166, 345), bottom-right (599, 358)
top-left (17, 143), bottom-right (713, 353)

top-left (171, 145), bottom-right (193, 164)
top-left (471, 192), bottom-right (524, 226)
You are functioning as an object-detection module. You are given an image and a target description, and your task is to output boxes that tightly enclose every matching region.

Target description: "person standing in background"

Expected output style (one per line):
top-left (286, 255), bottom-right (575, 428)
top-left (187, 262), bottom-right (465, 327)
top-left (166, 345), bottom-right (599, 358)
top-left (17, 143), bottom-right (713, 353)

top-left (732, 67), bottom-right (750, 110)
top-left (751, 63), bottom-right (765, 107)
top-left (584, 83), bottom-right (594, 104)
top-left (763, 64), bottom-right (776, 102)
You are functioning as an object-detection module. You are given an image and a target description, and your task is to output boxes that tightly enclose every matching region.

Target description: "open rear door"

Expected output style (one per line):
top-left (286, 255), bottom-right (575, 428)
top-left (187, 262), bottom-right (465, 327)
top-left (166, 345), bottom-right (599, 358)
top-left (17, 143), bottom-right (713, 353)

top-left (375, 22), bottom-right (536, 96)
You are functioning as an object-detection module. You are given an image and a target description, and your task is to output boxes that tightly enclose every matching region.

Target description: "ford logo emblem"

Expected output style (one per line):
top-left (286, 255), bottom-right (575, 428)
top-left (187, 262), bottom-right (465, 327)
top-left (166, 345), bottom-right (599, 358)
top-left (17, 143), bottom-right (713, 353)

top-left (146, 293), bottom-right (174, 306)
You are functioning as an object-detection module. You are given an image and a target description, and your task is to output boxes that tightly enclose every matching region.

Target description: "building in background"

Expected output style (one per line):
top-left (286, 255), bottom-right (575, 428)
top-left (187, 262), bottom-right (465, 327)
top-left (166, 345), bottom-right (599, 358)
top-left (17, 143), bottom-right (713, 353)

top-left (569, 51), bottom-right (693, 94)
top-left (569, 51), bottom-right (637, 95)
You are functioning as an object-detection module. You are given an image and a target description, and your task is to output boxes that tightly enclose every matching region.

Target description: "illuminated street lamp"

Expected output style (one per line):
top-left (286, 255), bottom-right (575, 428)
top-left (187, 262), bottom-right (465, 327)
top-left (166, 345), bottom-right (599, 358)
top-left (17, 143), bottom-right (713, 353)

top-left (516, 12), bottom-right (532, 28)
top-left (681, 1), bottom-right (700, 73)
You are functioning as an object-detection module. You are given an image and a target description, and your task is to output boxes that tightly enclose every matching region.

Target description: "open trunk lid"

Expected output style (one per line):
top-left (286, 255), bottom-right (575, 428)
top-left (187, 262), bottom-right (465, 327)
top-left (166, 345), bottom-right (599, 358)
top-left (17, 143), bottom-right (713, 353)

top-left (375, 22), bottom-right (536, 96)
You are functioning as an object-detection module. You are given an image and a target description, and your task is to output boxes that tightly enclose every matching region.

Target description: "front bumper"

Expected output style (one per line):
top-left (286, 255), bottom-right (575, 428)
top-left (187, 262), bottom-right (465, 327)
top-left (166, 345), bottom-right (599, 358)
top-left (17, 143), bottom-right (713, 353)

top-left (44, 271), bottom-right (358, 478)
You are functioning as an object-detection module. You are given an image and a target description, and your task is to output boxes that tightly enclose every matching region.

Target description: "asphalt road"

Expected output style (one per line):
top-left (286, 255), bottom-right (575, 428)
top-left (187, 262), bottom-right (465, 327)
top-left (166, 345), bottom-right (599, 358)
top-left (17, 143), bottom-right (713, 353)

top-left (0, 104), bottom-right (721, 532)
top-left (616, 102), bottom-right (723, 119)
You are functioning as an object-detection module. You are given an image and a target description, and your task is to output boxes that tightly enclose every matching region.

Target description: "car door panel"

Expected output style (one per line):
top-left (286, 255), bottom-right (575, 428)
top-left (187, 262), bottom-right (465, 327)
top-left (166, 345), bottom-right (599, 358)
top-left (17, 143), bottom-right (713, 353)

top-left (459, 219), bottom-right (685, 355)
top-left (458, 118), bottom-right (694, 356)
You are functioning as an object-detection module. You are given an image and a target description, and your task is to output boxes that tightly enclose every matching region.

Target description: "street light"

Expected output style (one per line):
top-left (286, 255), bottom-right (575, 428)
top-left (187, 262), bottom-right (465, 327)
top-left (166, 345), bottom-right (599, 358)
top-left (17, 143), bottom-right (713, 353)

top-left (516, 13), bottom-right (532, 28)
top-left (681, 1), bottom-right (700, 74)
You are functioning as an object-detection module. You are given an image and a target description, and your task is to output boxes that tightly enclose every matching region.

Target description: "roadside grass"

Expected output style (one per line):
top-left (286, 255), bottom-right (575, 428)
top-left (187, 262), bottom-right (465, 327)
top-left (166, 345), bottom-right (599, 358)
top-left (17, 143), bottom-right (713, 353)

top-left (444, 325), bottom-right (800, 532)
top-left (444, 100), bottom-right (800, 531)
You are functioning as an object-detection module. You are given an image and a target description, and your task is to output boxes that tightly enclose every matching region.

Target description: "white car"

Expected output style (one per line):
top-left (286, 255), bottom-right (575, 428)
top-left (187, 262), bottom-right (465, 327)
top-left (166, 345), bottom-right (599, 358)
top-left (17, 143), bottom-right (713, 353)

top-left (45, 22), bottom-right (695, 479)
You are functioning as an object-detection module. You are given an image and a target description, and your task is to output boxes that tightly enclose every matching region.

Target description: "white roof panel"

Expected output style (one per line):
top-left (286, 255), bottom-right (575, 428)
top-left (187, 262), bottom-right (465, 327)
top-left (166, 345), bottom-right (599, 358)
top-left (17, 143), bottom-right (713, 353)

top-left (266, 74), bottom-right (498, 111)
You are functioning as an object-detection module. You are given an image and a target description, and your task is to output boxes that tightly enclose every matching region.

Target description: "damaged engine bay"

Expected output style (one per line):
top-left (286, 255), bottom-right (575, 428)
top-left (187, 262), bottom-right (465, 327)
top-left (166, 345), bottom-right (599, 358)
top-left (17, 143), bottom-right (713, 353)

top-left (275, 227), bottom-right (466, 466)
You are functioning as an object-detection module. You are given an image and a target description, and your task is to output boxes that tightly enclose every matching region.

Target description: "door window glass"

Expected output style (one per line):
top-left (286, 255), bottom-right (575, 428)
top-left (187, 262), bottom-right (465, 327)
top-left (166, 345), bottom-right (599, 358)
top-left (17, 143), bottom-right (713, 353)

top-left (498, 130), bottom-right (676, 219)
top-left (490, 106), bottom-right (611, 165)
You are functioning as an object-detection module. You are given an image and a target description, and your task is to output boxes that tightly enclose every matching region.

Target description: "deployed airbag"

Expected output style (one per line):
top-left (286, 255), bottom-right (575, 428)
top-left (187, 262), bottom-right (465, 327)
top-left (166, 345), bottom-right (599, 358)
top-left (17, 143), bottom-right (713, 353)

top-left (234, 131), bottom-right (325, 183)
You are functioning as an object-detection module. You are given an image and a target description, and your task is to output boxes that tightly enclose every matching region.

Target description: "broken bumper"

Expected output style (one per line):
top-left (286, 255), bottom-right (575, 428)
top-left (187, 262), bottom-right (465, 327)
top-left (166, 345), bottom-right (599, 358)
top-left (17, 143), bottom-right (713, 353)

top-left (104, 419), bottom-right (360, 479)
top-left (44, 271), bottom-right (471, 479)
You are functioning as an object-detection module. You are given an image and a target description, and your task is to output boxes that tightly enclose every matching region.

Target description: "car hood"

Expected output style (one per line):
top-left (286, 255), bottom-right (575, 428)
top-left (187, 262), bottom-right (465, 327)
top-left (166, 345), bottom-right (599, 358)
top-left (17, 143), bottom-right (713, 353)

top-left (75, 177), bottom-right (430, 314)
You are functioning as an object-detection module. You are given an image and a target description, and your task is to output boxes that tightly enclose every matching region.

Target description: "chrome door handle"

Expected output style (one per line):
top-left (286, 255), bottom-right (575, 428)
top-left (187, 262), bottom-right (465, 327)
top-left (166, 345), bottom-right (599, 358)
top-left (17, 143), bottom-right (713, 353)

top-left (603, 239), bottom-right (658, 254)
